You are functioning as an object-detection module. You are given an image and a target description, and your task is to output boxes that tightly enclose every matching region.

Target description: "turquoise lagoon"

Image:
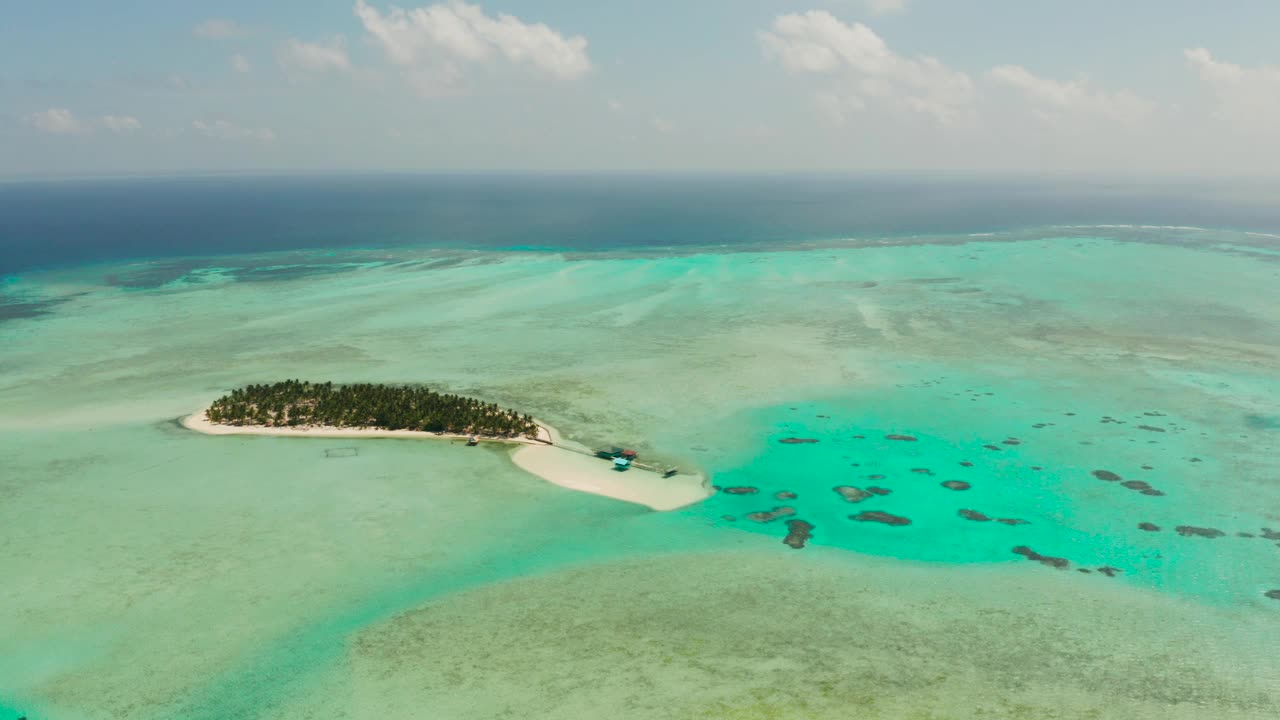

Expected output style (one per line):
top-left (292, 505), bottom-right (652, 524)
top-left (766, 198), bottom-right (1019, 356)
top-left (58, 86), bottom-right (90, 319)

top-left (2, 227), bottom-right (1279, 719)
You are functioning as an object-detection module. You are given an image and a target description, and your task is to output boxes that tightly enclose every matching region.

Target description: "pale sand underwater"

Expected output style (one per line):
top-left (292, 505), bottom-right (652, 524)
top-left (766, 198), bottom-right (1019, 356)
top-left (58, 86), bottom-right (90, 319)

top-left (337, 548), bottom-right (1280, 720)
top-left (2, 230), bottom-right (1279, 719)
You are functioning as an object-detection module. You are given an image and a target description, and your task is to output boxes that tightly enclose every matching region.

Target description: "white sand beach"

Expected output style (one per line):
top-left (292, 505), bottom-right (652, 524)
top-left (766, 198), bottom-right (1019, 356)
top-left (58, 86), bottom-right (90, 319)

top-left (181, 412), bottom-right (710, 511)
top-left (510, 443), bottom-right (711, 511)
top-left (181, 412), bottom-right (552, 444)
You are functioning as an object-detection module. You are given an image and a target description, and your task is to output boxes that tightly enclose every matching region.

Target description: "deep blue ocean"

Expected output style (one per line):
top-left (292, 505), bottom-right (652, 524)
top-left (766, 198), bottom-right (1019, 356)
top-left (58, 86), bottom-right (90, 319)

top-left (4, 173), bottom-right (1280, 276)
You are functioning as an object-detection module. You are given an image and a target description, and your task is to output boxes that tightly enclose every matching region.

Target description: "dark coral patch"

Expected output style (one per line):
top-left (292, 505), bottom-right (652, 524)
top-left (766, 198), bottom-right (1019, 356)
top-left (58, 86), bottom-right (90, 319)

top-left (833, 486), bottom-right (873, 503)
top-left (775, 491), bottom-right (797, 500)
top-left (1002, 438), bottom-right (1022, 446)
top-left (0, 297), bottom-right (67, 324)
top-left (996, 518), bottom-right (1030, 526)
top-left (1265, 590), bottom-right (1280, 601)
top-left (910, 468), bottom-right (934, 475)
top-left (866, 474), bottom-right (886, 480)
top-left (1092, 470), bottom-right (1122, 482)
top-left (958, 509), bottom-right (991, 522)
top-left (867, 487), bottom-right (893, 496)
top-left (1138, 522), bottom-right (1161, 532)
top-left (851, 511), bottom-right (912, 526)
top-left (1121, 480), bottom-right (1154, 491)
top-left (959, 461), bottom-right (974, 467)
top-left (782, 519), bottom-right (814, 550)
top-left (745, 507), bottom-right (796, 523)
top-left (1097, 566), bottom-right (1122, 578)
top-left (779, 437), bottom-right (819, 444)
top-left (722, 486), bottom-right (759, 495)
top-left (1260, 528), bottom-right (1280, 541)
top-left (1139, 489), bottom-right (1166, 497)
top-left (1245, 414), bottom-right (1280, 430)
top-left (885, 434), bottom-right (918, 442)
top-left (721, 515), bottom-right (737, 522)
top-left (941, 481), bottom-right (971, 491)
top-left (1137, 425), bottom-right (1167, 433)
top-left (1012, 546), bottom-right (1070, 570)
top-left (1175, 525), bottom-right (1225, 539)
top-left (1236, 532), bottom-right (1256, 538)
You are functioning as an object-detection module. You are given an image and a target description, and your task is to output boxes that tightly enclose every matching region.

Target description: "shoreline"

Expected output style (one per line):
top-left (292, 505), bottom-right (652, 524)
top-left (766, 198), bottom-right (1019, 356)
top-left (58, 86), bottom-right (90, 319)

top-left (180, 412), bottom-right (711, 512)
top-left (180, 412), bottom-right (554, 444)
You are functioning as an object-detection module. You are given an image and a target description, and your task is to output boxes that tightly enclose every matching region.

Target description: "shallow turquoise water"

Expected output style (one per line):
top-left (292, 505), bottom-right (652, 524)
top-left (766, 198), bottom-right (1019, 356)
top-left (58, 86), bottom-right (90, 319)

top-left (688, 370), bottom-right (1279, 604)
top-left (2, 228), bottom-right (1279, 718)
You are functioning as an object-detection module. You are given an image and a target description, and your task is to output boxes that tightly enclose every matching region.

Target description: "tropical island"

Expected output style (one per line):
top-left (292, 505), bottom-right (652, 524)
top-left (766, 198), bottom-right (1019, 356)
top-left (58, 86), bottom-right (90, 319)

top-left (181, 380), bottom-right (712, 512)
top-left (204, 380), bottom-right (540, 438)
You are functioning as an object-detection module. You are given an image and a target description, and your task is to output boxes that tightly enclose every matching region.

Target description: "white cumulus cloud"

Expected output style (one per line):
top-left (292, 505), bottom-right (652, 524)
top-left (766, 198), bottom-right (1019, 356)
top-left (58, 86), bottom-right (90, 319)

top-left (279, 36), bottom-right (352, 74)
top-left (814, 91), bottom-right (866, 126)
top-left (192, 119), bottom-right (276, 143)
top-left (1185, 48), bottom-right (1280, 132)
top-left (28, 108), bottom-right (85, 135)
top-left (195, 19), bottom-right (249, 39)
top-left (988, 65), bottom-right (1152, 125)
top-left (101, 115), bottom-right (142, 133)
top-left (354, 0), bottom-right (592, 84)
top-left (760, 11), bottom-right (973, 126)
top-left (231, 53), bottom-right (252, 74)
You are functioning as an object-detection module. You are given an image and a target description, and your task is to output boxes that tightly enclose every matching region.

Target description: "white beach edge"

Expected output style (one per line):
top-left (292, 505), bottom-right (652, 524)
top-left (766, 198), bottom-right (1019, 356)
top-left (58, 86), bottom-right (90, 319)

top-left (181, 413), bottom-right (711, 512)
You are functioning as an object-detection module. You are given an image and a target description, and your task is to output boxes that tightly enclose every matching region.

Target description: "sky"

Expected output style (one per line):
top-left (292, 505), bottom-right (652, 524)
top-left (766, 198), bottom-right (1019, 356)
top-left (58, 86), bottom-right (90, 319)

top-left (2, 0), bottom-right (1279, 176)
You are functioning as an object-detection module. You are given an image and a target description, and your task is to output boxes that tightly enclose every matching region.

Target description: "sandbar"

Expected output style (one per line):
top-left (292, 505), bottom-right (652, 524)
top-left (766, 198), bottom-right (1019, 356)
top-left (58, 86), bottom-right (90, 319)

top-left (181, 412), bottom-right (710, 512)
top-left (510, 443), bottom-right (710, 512)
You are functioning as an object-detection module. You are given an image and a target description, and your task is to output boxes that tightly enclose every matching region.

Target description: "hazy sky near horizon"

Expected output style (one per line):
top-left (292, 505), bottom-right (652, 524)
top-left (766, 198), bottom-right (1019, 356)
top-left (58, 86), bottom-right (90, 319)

top-left (2, 1), bottom-right (1278, 176)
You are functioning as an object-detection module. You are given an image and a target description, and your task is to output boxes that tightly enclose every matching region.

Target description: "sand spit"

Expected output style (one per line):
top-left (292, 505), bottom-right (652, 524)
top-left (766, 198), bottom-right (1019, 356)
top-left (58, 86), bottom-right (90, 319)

top-left (181, 413), bottom-right (710, 512)
top-left (510, 444), bottom-right (710, 512)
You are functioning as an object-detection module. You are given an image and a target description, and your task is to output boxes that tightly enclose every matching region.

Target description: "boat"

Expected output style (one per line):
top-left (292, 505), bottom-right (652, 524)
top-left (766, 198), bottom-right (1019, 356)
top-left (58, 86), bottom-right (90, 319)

top-left (466, 436), bottom-right (478, 446)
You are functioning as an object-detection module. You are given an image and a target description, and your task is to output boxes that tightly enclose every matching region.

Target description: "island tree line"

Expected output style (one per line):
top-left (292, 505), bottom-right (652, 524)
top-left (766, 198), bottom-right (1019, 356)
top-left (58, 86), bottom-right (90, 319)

top-left (206, 380), bottom-right (539, 438)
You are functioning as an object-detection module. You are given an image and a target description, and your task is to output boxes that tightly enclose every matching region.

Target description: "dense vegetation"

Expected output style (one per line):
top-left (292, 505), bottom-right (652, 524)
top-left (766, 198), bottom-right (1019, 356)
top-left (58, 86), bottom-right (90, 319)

top-left (206, 380), bottom-right (539, 438)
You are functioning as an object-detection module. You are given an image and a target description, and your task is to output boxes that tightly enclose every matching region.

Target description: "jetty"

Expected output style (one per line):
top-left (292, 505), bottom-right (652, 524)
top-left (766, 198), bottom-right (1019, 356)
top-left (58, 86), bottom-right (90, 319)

top-left (575, 445), bottom-right (681, 477)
